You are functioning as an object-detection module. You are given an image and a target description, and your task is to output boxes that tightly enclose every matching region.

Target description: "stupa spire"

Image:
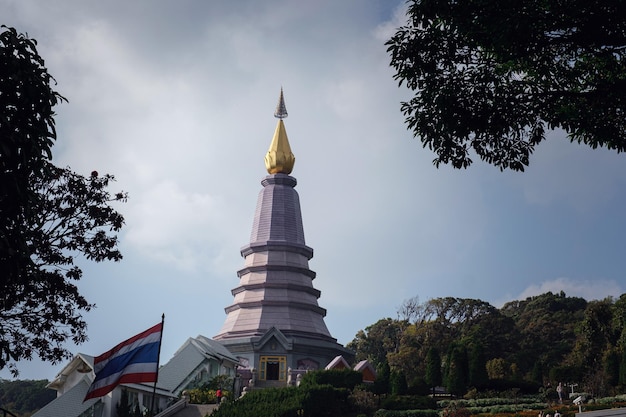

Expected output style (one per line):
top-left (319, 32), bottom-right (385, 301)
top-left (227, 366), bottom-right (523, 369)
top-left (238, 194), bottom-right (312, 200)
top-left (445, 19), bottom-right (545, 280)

top-left (265, 88), bottom-right (295, 174)
top-left (274, 87), bottom-right (288, 119)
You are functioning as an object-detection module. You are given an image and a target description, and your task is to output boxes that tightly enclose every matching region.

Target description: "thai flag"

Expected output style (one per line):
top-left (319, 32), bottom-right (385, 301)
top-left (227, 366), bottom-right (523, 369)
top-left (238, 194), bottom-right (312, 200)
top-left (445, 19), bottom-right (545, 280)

top-left (84, 322), bottom-right (163, 400)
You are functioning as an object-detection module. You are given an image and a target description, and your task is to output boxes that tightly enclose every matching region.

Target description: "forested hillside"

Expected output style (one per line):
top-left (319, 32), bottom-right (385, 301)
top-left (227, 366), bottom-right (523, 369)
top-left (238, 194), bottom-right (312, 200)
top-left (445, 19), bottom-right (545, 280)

top-left (348, 292), bottom-right (626, 398)
top-left (0, 379), bottom-right (54, 417)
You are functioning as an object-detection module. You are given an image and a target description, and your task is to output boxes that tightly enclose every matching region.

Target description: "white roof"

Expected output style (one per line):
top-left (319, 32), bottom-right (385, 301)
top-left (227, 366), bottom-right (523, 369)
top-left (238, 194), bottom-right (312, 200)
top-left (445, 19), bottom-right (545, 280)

top-left (157, 335), bottom-right (240, 394)
top-left (33, 376), bottom-right (99, 417)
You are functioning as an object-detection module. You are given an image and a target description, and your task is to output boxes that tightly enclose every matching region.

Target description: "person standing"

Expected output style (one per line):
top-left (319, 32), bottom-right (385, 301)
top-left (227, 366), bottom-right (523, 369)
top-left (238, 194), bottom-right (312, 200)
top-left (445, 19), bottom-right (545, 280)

top-left (216, 388), bottom-right (223, 405)
top-left (556, 382), bottom-right (563, 404)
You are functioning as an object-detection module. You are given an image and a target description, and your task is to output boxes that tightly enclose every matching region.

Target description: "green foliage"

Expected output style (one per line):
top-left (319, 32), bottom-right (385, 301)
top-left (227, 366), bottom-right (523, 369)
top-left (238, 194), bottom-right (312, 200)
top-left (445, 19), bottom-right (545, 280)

top-left (373, 361), bottom-right (391, 395)
top-left (390, 370), bottom-right (408, 396)
top-left (438, 397), bottom-right (548, 415)
top-left (620, 348), bottom-right (626, 386)
top-left (351, 292), bottom-right (626, 398)
top-left (374, 410), bottom-right (439, 417)
top-left (437, 396), bottom-right (544, 408)
top-left (0, 26), bottom-right (127, 376)
top-left (603, 350), bottom-right (620, 387)
top-left (424, 348), bottom-right (442, 393)
top-left (441, 403), bottom-right (471, 417)
top-left (347, 318), bottom-right (409, 369)
top-left (186, 388), bottom-right (230, 404)
top-left (501, 292), bottom-right (586, 378)
top-left (201, 374), bottom-right (232, 391)
top-left (0, 379), bottom-right (55, 416)
top-left (573, 299), bottom-right (616, 372)
top-left (467, 344), bottom-right (488, 388)
top-left (380, 395), bottom-right (436, 411)
top-left (386, 0), bottom-right (626, 171)
top-left (486, 358), bottom-right (507, 380)
top-left (300, 369), bottom-right (363, 390)
top-left (445, 343), bottom-right (468, 395)
top-left (349, 386), bottom-right (380, 415)
top-left (211, 385), bottom-right (351, 417)
top-left (476, 379), bottom-right (539, 395)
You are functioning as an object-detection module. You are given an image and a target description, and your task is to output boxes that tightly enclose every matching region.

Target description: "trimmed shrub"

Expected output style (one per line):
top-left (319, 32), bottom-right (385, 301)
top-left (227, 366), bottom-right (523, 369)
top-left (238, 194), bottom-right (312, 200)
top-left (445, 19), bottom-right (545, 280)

top-left (300, 369), bottom-right (363, 389)
top-left (380, 395), bottom-right (437, 410)
top-left (374, 410), bottom-right (439, 417)
top-left (211, 384), bottom-right (353, 417)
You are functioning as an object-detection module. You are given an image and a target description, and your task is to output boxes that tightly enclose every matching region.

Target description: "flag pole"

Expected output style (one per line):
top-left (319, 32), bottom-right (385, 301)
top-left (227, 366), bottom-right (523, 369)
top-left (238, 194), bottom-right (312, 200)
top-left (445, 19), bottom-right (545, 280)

top-left (150, 314), bottom-right (165, 416)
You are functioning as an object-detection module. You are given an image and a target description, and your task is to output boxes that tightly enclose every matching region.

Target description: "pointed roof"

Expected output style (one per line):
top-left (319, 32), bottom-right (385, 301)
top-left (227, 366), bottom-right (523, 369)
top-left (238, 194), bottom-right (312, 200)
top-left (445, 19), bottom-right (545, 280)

top-left (265, 88), bottom-right (295, 174)
top-left (47, 353), bottom-right (94, 390)
top-left (157, 335), bottom-right (240, 394)
top-left (33, 376), bottom-right (100, 417)
top-left (354, 360), bottom-right (377, 383)
top-left (325, 355), bottom-right (350, 370)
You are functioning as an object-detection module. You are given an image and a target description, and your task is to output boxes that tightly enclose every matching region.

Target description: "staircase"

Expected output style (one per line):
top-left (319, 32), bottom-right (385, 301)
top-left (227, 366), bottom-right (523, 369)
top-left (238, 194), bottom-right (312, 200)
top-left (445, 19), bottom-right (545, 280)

top-left (169, 404), bottom-right (217, 417)
top-left (153, 400), bottom-right (218, 417)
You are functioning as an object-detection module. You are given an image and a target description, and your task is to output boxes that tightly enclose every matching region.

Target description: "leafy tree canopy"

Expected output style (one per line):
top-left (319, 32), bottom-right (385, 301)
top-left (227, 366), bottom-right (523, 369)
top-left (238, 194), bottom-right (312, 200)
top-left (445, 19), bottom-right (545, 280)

top-left (350, 292), bottom-right (626, 396)
top-left (0, 379), bottom-right (55, 416)
top-left (0, 26), bottom-right (127, 376)
top-left (347, 318), bottom-right (408, 368)
top-left (386, 0), bottom-right (626, 171)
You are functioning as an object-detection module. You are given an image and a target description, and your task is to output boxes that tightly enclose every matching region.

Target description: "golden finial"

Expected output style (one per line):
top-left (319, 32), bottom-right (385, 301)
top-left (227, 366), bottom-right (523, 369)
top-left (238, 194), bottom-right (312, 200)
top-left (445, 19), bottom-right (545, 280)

top-left (265, 88), bottom-right (295, 174)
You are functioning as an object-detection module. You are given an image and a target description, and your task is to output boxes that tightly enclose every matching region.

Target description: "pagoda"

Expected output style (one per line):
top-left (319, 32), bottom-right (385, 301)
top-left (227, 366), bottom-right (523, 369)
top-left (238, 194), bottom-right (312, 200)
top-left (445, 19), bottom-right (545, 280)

top-left (214, 89), bottom-right (353, 387)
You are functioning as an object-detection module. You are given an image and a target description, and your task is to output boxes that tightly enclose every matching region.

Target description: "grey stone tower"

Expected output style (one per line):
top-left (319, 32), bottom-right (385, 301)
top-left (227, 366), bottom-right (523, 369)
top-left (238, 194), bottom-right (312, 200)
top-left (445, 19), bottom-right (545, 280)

top-left (214, 90), bottom-right (352, 386)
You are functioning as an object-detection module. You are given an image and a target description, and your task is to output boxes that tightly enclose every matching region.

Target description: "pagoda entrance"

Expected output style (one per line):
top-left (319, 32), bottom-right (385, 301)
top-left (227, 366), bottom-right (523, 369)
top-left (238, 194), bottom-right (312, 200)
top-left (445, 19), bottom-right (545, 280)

top-left (259, 356), bottom-right (286, 381)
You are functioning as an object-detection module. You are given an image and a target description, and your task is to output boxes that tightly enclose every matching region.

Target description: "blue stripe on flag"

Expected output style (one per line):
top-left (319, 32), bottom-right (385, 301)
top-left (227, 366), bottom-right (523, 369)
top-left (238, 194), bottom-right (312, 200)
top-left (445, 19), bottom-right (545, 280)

top-left (94, 341), bottom-right (160, 381)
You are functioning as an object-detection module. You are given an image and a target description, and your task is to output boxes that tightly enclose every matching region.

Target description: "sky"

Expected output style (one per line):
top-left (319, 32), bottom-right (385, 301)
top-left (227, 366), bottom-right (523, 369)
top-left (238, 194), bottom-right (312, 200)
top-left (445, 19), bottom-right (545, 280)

top-left (2, 0), bottom-right (625, 381)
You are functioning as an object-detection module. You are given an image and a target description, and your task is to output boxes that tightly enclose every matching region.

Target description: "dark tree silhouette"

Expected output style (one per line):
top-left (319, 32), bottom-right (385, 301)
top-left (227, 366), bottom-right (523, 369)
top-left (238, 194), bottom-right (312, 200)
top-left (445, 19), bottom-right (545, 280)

top-left (386, 0), bottom-right (626, 171)
top-left (0, 26), bottom-right (127, 376)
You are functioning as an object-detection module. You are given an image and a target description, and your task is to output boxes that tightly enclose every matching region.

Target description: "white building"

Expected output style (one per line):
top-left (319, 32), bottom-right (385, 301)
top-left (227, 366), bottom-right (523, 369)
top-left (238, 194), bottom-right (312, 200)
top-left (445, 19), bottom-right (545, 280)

top-left (33, 336), bottom-right (239, 417)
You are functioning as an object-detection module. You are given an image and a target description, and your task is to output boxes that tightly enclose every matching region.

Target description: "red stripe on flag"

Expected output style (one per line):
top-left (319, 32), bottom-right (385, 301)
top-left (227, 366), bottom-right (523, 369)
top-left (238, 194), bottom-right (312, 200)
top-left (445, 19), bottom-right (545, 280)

top-left (94, 323), bottom-right (162, 364)
top-left (85, 372), bottom-right (158, 400)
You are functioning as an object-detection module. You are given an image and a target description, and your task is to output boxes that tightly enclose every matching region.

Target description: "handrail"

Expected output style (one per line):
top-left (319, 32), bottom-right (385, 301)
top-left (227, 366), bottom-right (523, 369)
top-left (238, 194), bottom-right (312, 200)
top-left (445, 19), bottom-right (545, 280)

top-left (153, 398), bottom-right (187, 417)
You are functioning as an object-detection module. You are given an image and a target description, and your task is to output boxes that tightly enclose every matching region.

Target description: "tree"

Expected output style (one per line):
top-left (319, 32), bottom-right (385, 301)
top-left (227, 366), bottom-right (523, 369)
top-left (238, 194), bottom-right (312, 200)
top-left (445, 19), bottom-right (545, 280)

top-left (501, 292), bottom-right (586, 376)
top-left (620, 348), bottom-right (626, 386)
top-left (116, 389), bottom-right (133, 417)
top-left (390, 369), bottom-right (408, 395)
top-left (347, 318), bottom-right (408, 368)
top-left (397, 295), bottom-right (423, 323)
top-left (467, 343), bottom-right (488, 388)
top-left (425, 347), bottom-right (442, 395)
top-left (603, 349), bottom-right (620, 387)
top-left (373, 360), bottom-right (391, 394)
top-left (386, 0), bottom-right (626, 171)
top-left (486, 357), bottom-right (510, 381)
top-left (573, 299), bottom-right (615, 370)
top-left (0, 379), bottom-right (55, 416)
top-left (445, 342), bottom-right (468, 396)
top-left (1, 25), bottom-right (63, 285)
top-left (0, 27), bottom-right (127, 376)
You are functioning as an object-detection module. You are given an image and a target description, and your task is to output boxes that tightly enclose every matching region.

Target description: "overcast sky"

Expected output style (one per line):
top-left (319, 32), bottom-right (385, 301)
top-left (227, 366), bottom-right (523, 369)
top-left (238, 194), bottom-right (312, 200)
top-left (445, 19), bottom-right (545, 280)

top-left (2, 0), bottom-right (625, 381)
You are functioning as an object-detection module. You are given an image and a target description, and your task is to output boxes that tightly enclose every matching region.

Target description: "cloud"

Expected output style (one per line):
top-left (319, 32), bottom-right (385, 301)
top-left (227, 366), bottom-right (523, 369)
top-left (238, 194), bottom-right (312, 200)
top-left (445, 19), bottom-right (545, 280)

top-left (509, 277), bottom-right (624, 305)
top-left (124, 180), bottom-right (218, 270)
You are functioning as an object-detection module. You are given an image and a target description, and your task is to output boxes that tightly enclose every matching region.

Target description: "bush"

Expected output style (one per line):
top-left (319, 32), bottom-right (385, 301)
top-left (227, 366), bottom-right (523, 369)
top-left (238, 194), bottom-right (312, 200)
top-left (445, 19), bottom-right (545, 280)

top-left (300, 369), bottom-right (363, 389)
top-left (380, 395), bottom-right (437, 410)
top-left (186, 388), bottom-right (230, 404)
top-left (374, 410), bottom-right (439, 417)
top-left (441, 403), bottom-right (471, 417)
top-left (349, 387), bottom-right (380, 415)
top-left (478, 379), bottom-right (540, 394)
top-left (211, 384), bottom-right (353, 417)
